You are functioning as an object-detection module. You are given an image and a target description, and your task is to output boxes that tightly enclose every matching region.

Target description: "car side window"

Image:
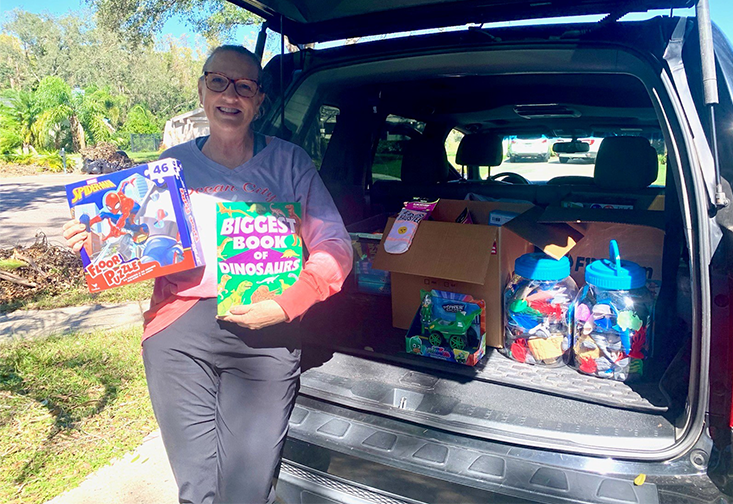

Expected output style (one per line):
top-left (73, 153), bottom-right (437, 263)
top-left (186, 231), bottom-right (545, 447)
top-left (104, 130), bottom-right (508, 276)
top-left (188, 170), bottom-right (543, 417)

top-left (372, 115), bottom-right (425, 182)
top-left (300, 105), bottom-right (340, 170)
top-left (445, 129), bottom-right (465, 177)
top-left (649, 136), bottom-right (667, 187)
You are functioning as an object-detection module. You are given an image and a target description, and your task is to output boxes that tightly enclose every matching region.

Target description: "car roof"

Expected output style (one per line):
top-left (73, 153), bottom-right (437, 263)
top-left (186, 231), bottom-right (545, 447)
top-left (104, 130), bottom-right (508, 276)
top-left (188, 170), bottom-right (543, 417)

top-left (225, 0), bottom-right (694, 44)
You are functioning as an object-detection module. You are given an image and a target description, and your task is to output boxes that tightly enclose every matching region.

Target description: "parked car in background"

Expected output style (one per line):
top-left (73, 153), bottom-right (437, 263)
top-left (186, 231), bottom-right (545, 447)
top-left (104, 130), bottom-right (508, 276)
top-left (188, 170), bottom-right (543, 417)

top-left (231, 0), bottom-right (733, 502)
top-left (507, 135), bottom-right (552, 162)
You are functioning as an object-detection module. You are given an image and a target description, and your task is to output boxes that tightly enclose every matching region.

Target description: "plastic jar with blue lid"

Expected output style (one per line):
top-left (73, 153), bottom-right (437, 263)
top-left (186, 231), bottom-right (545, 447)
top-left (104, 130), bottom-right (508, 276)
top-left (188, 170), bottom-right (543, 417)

top-left (571, 240), bottom-right (654, 382)
top-left (503, 252), bottom-right (578, 366)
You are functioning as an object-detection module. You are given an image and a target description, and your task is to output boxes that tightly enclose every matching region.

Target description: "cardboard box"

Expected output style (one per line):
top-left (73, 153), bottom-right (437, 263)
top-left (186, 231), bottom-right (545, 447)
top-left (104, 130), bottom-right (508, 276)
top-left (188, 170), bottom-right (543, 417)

top-left (539, 207), bottom-right (665, 286)
top-left (66, 158), bottom-right (204, 292)
top-left (373, 200), bottom-right (583, 348)
top-left (374, 200), bottom-right (665, 349)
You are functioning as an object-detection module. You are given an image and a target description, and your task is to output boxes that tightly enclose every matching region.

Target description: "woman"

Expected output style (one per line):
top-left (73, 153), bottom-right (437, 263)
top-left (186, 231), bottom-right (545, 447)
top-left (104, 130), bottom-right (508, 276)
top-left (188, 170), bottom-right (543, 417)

top-left (63, 45), bottom-right (353, 504)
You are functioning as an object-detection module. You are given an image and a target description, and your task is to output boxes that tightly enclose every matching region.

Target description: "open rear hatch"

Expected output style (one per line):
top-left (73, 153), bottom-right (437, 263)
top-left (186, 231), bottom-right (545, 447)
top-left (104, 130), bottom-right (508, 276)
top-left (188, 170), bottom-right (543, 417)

top-left (225, 0), bottom-right (694, 44)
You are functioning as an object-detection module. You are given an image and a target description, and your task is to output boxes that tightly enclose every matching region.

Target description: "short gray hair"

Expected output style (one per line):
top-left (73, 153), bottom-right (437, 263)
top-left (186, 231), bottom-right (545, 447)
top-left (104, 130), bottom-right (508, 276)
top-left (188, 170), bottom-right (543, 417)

top-left (202, 45), bottom-right (263, 82)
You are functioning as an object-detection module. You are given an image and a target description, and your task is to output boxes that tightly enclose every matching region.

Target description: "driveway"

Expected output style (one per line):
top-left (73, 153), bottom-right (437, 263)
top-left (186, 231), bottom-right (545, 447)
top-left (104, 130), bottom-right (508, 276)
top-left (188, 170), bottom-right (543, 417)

top-left (0, 173), bottom-right (90, 248)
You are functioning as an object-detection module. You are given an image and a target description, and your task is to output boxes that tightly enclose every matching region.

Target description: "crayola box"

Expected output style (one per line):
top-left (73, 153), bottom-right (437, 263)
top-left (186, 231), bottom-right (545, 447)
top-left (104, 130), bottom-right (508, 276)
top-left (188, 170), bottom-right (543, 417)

top-left (65, 158), bottom-right (204, 292)
top-left (216, 202), bottom-right (302, 316)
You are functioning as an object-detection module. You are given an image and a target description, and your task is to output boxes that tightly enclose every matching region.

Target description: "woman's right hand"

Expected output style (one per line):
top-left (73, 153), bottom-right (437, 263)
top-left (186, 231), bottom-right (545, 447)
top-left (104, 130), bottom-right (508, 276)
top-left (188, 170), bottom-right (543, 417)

top-left (63, 219), bottom-right (89, 253)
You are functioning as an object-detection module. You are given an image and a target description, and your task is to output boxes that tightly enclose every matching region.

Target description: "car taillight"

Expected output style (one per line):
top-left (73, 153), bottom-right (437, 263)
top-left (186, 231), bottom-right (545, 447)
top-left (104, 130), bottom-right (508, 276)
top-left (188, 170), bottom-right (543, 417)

top-left (588, 139), bottom-right (595, 145)
top-left (542, 139), bottom-right (547, 143)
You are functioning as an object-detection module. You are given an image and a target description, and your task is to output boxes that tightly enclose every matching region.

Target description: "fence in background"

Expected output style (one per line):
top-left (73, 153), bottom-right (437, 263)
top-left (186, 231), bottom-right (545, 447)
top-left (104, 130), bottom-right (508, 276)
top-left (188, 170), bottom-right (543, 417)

top-left (130, 134), bottom-right (162, 152)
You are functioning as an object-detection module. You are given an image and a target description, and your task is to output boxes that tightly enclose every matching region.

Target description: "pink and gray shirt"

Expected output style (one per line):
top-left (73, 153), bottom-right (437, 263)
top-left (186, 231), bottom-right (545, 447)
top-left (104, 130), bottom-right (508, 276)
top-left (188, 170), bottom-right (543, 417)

top-left (142, 136), bottom-right (353, 340)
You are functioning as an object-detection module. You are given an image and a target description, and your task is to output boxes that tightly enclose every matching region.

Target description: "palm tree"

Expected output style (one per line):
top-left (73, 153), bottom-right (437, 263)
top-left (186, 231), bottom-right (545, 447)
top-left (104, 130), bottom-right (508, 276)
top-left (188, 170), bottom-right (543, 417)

top-left (32, 76), bottom-right (116, 152)
top-left (33, 76), bottom-right (85, 151)
top-left (0, 88), bottom-right (41, 154)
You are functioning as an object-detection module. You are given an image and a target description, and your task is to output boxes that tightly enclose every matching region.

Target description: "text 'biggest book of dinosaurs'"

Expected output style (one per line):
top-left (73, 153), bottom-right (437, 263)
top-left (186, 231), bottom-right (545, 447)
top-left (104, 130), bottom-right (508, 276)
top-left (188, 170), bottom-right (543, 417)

top-left (216, 202), bottom-right (302, 316)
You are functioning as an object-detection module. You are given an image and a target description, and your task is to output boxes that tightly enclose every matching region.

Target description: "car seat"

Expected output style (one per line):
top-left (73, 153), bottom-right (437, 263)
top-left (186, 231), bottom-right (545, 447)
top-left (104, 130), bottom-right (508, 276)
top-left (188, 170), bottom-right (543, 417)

top-left (593, 136), bottom-right (658, 190)
top-left (544, 136), bottom-right (662, 210)
top-left (400, 135), bottom-right (455, 184)
top-left (547, 136), bottom-right (658, 188)
top-left (455, 132), bottom-right (504, 180)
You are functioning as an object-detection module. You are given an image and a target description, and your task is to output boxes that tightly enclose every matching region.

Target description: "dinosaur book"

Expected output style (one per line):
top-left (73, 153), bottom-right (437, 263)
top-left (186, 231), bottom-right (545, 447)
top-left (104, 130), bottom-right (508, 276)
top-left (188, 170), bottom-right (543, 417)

top-left (216, 202), bottom-right (302, 316)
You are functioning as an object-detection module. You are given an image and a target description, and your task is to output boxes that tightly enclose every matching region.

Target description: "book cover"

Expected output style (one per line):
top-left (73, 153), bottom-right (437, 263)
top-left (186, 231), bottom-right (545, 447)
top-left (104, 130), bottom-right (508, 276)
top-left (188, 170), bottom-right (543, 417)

top-left (216, 202), bottom-right (302, 316)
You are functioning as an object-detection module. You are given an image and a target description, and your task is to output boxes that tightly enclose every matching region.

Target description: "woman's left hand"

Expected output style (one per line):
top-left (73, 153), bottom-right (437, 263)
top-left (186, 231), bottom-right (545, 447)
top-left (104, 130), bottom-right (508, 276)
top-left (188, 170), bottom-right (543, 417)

top-left (218, 300), bottom-right (288, 329)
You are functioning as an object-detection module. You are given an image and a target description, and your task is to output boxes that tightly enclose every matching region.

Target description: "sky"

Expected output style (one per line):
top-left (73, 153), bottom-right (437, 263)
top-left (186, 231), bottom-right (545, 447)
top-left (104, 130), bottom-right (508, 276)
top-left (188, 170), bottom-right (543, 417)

top-left (1, 0), bottom-right (732, 51)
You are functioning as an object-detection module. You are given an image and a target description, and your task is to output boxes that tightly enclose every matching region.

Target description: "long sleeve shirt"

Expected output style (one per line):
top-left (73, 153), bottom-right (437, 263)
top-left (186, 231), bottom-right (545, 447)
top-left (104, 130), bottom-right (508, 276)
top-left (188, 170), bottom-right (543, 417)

top-left (142, 137), bottom-right (353, 341)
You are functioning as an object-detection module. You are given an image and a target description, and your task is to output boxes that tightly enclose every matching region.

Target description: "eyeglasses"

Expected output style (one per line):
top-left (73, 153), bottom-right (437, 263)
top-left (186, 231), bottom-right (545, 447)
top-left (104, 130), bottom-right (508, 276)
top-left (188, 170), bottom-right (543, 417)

top-left (203, 71), bottom-right (261, 98)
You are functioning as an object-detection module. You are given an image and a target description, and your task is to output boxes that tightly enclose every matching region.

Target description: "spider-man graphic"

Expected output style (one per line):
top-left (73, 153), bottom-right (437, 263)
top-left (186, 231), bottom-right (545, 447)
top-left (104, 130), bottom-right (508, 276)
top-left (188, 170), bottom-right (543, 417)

top-left (79, 180), bottom-right (149, 243)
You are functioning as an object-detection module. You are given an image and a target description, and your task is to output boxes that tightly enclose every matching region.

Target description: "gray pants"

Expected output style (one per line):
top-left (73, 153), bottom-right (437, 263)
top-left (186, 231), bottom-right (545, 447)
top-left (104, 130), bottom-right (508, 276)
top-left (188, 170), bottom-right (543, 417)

top-left (142, 298), bottom-right (301, 504)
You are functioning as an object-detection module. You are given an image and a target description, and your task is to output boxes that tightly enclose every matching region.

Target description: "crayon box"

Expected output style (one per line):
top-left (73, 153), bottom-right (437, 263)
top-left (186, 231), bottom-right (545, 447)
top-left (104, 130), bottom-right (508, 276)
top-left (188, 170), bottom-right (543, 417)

top-left (65, 158), bottom-right (204, 292)
top-left (216, 202), bottom-right (302, 316)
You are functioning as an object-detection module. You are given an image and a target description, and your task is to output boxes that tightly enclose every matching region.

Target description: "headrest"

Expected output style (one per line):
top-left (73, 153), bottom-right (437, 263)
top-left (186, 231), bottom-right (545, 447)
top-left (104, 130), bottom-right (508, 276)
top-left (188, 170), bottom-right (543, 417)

top-left (401, 136), bottom-right (450, 185)
top-left (594, 137), bottom-right (658, 190)
top-left (455, 133), bottom-right (503, 167)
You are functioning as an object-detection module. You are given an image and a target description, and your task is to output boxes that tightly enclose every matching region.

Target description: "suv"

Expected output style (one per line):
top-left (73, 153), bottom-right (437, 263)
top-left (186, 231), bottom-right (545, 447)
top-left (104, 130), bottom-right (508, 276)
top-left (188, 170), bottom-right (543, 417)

top-left (232, 1), bottom-right (733, 502)
top-left (507, 135), bottom-right (552, 163)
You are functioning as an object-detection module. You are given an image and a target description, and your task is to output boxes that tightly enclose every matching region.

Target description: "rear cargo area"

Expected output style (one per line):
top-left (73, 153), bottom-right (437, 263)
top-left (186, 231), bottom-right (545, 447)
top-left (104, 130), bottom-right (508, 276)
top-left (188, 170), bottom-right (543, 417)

top-left (299, 285), bottom-right (690, 456)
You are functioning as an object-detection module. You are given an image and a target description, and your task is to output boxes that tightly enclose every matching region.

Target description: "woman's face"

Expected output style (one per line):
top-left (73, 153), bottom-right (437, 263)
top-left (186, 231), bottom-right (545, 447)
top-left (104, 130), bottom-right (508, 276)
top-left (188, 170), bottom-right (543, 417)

top-left (198, 50), bottom-right (265, 138)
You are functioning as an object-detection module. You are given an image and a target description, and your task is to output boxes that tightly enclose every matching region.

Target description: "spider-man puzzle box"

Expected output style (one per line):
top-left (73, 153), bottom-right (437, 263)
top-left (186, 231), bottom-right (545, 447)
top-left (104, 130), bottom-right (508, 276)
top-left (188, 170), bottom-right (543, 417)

top-left (65, 158), bottom-right (204, 292)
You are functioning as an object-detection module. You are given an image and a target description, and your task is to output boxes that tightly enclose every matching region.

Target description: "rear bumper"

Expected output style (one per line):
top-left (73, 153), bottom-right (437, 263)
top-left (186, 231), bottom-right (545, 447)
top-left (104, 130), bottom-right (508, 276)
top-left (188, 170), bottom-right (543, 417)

top-left (278, 396), bottom-right (727, 504)
top-left (509, 151), bottom-right (548, 159)
top-left (277, 460), bottom-right (418, 504)
top-left (560, 152), bottom-right (598, 161)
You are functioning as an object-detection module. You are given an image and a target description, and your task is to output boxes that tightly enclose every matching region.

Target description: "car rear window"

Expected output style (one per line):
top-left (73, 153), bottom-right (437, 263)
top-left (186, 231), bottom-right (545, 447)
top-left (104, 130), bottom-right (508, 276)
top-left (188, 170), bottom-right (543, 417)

top-left (372, 115), bottom-right (426, 181)
top-left (445, 132), bottom-right (667, 186)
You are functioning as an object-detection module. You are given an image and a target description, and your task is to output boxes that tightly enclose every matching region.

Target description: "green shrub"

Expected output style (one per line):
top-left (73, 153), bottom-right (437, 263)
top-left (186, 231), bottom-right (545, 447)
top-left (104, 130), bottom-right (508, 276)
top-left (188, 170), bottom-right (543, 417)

top-left (0, 149), bottom-right (75, 172)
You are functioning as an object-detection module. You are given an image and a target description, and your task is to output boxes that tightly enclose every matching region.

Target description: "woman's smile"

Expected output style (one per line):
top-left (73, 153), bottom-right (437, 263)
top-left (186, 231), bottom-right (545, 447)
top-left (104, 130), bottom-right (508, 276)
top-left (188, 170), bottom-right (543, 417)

top-left (217, 106), bottom-right (242, 115)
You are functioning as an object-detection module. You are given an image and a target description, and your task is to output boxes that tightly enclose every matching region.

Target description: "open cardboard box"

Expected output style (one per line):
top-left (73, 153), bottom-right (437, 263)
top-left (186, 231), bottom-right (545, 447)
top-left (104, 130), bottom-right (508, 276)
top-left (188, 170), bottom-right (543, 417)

top-left (540, 206), bottom-right (665, 288)
top-left (373, 199), bottom-right (665, 349)
top-left (373, 200), bottom-right (583, 348)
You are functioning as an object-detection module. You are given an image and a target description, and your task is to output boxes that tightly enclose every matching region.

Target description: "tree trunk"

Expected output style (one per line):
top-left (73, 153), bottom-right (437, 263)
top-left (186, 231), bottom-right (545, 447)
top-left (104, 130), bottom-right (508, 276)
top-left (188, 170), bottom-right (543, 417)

top-left (21, 144), bottom-right (38, 155)
top-left (70, 115), bottom-right (86, 151)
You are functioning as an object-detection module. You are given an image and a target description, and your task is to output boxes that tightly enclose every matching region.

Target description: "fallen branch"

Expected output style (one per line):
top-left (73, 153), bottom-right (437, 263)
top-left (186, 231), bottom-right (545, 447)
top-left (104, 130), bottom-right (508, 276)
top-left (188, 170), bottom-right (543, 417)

top-left (12, 251), bottom-right (48, 278)
top-left (0, 270), bottom-right (37, 287)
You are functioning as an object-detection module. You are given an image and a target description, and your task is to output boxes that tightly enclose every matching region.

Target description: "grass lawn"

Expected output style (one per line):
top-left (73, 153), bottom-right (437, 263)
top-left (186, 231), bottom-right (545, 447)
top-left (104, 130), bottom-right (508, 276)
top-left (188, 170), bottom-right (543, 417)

top-left (0, 327), bottom-right (155, 504)
top-left (128, 151), bottom-right (162, 164)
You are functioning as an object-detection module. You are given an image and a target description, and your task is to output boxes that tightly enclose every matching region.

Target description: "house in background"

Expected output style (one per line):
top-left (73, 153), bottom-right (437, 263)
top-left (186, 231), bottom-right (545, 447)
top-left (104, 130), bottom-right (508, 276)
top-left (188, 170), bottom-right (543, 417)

top-left (162, 108), bottom-right (210, 149)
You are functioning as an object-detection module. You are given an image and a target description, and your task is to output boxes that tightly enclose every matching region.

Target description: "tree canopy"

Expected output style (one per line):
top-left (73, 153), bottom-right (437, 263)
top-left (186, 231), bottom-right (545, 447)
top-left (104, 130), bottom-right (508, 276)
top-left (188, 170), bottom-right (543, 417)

top-left (86, 0), bottom-right (261, 45)
top-left (0, 9), bottom-right (205, 156)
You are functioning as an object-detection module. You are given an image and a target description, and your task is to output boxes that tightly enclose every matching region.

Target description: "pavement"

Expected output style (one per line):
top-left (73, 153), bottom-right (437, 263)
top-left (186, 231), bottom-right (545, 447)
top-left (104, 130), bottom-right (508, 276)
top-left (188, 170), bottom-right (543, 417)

top-left (0, 173), bottom-right (90, 248)
top-left (46, 430), bottom-right (177, 504)
top-left (0, 301), bottom-right (150, 342)
top-left (1, 173), bottom-right (179, 504)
